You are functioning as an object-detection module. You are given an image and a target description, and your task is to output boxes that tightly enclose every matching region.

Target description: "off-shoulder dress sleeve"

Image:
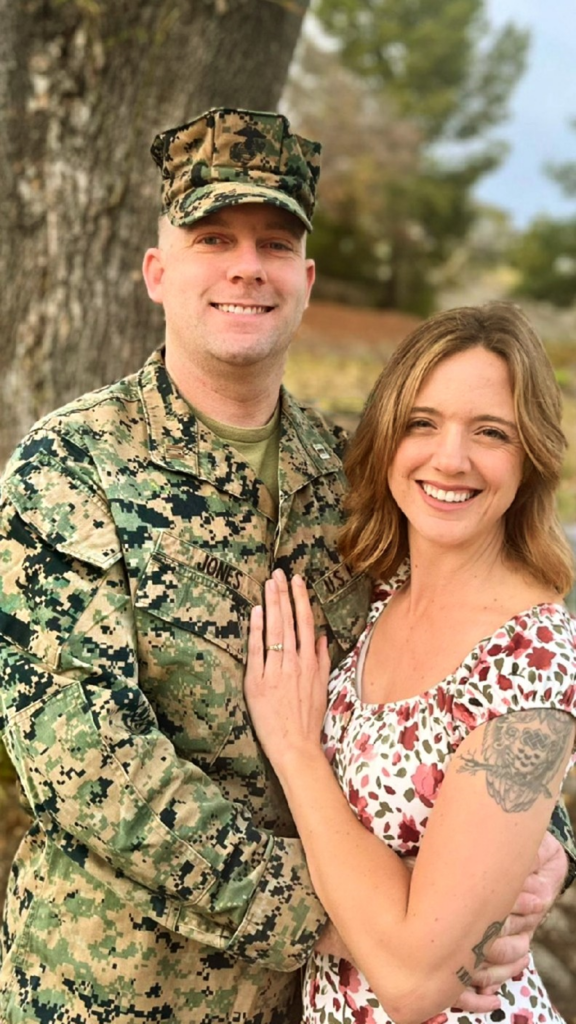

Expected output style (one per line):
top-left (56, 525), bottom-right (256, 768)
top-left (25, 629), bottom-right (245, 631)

top-left (451, 603), bottom-right (576, 768)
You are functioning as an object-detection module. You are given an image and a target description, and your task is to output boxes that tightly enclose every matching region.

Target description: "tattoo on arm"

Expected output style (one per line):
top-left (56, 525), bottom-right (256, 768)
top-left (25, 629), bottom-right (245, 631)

top-left (456, 920), bottom-right (504, 988)
top-left (457, 709), bottom-right (573, 812)
top-left (472, 920), bottom-right (504, 968)
top-left (456, 966), bottom-right (473, 987)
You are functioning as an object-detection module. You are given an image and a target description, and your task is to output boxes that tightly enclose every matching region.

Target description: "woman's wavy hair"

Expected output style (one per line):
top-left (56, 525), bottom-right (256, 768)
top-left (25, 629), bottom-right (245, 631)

top-left (339, 303), bottom-right (574, 595)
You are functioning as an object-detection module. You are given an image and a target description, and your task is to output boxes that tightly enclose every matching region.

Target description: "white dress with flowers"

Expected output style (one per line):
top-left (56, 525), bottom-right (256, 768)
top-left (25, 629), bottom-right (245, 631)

top-left (302, 569), bottom-right (576, 1024)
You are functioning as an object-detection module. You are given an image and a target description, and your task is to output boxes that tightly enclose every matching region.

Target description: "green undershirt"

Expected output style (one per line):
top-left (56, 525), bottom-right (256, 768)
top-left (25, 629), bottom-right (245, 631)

top-left (193, 403), bottom-right (281, 511)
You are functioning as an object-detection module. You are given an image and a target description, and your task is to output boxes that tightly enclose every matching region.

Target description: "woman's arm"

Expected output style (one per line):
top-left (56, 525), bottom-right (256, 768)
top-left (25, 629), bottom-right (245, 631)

top-left (244, 572), bottom-right (575, 1024)
top-left (316, 849), bottom-right (563, 1016)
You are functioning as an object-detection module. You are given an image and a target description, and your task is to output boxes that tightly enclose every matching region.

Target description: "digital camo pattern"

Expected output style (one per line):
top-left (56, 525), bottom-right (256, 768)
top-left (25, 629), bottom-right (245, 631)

top-left (151, 107), bottom-right (322, 231)
top-left (0, 348), bottom-right (371, 1024)
top-left (551, 790), bottom-right (576, 891)
top-left (303, 573), bottom-right (576, 1024)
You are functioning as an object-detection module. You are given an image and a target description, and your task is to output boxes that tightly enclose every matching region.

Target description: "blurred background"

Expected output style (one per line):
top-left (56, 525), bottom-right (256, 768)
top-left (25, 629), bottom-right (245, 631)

top-left (1, 0), bottom-right (575, 1017)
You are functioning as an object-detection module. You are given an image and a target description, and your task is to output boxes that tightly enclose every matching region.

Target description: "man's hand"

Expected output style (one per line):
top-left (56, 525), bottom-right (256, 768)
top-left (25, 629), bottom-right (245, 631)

top-left (315, 921), bottom-right (352, 961)
top-left (453, 832), bottom-right (568, 1012)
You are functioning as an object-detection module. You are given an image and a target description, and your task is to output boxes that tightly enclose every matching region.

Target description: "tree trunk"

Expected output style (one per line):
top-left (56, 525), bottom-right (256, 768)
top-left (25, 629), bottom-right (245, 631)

top-left (0, 0), bottom-right (309, 465)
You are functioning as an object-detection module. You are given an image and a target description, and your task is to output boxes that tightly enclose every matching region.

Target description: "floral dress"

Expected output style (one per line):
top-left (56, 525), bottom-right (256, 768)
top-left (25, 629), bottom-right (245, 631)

top-left (302, 568), bottom-right (576, 1024)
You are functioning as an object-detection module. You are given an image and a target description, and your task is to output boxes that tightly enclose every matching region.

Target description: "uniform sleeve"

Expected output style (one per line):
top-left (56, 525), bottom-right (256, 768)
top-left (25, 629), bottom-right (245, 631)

top-left (550, 800), bottom-right (576, 891)
top-left (453, 604), bottom-right (576, 887)
top-left (0, 435), bottom-right (326, 970)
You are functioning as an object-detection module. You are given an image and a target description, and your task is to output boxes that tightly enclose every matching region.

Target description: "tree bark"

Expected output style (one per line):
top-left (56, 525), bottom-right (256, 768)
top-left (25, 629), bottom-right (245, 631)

top-left (0, 0), bottom-right (309, 465)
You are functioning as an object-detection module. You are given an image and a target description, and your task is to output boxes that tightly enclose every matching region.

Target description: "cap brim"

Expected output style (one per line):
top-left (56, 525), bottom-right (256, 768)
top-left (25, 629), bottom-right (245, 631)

top-left (166, 181), bottom-right (312, 232)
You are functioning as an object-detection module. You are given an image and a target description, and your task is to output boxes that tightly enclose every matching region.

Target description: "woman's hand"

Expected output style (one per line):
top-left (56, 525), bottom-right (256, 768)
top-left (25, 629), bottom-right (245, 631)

top-left (244, 569), bottom-right (331, 776)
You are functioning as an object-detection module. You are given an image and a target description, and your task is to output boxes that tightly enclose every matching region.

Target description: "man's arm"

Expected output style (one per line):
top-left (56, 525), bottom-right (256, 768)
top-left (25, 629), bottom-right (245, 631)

top-left (0, 446), bottom-right (325, 970)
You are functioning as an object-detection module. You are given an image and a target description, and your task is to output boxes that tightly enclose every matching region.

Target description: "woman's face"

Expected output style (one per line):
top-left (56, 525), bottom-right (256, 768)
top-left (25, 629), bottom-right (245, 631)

top-left (387, 346), bottom-right (525, 556)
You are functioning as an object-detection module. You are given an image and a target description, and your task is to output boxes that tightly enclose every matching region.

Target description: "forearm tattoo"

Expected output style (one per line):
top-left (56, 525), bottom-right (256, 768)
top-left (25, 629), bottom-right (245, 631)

top-left (456, 966), bottom-right (473, 987)
top-left (472, 919), bottom-right (504, 967)
top-left (457, 709), bottom-right (572, 812)
top-left (455, 920), bottom-right (504, 987)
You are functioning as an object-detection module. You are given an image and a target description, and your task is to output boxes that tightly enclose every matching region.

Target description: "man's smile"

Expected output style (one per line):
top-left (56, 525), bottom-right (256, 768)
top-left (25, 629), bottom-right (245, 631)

top-left (211, 302), bottom-right (274, 315)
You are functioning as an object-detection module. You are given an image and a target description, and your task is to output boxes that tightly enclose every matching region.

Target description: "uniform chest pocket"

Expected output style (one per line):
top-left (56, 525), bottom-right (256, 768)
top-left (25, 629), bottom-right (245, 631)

top-left (313, 563), bottom-right (371, 660)
top-left (134, 531), bottom-right (262, 662)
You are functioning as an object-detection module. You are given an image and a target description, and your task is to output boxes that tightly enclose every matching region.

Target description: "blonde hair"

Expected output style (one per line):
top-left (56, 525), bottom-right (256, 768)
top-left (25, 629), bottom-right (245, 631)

top-left (339, 303), bottom-right (574, 595)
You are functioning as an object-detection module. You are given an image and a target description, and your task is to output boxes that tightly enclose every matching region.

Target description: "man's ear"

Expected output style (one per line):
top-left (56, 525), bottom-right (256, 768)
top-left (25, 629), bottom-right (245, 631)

top-left (142, 248), bottom-right (164, 304)
top-left (304, 258), bottom-right (315, 308)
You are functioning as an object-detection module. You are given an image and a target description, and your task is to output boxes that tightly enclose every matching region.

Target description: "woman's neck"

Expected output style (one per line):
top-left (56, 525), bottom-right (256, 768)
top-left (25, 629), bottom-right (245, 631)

top-left (404, 533), bottom-right (533, 620)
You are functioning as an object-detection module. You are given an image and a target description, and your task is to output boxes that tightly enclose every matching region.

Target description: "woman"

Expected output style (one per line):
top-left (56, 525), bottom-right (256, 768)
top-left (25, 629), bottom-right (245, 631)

top-left (244, 304), bottom-right (576, 1024)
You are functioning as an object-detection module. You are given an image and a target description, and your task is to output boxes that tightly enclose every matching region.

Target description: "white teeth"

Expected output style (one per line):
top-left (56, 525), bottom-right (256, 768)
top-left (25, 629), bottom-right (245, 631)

top-left (422, 483), bottom-right (475, 503)
top-left (215, 303), bottom-right (269, 315)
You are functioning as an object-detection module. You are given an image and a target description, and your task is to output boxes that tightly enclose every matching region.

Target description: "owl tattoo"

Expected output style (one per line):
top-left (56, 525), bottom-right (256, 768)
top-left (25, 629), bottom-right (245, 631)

top-left (458, 709), bottom-right (573, 812)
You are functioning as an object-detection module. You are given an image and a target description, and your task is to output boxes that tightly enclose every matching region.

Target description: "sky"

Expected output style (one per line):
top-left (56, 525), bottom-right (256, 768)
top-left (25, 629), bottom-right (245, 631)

top-left (474, 0), bottom-right (575, 227)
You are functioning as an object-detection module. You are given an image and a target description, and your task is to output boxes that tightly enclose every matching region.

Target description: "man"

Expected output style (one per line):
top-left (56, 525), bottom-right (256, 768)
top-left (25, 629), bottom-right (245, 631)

top-left (0, 107), bottom-right (573, 1024)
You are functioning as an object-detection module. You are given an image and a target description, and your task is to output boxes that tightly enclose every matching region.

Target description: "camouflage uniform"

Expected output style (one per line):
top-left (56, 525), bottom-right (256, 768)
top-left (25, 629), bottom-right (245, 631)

top-left (0, 350), bottom-right (371, 1023)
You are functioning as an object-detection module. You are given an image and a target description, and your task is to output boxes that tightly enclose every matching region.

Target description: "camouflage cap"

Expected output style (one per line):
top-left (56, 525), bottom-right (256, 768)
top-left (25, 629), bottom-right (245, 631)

top-left (150, 107), bottom-right (322, 232)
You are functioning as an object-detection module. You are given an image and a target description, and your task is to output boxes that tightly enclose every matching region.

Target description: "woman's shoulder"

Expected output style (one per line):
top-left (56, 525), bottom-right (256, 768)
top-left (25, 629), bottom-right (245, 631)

top-left (467, 600), bottom-right (574, 704)
top-left (477, 566), bottom-right (573, 648)
top-left (489, 594), bottom-right (574, 646)
top-left (447, 600), bottom-right (575, 738)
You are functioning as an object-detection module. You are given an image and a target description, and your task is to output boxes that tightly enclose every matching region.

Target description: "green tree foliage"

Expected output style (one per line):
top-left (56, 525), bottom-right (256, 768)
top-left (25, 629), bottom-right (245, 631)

top-left (315, 0), bottom-right (528, 142)
top-left (546, 118), bottom-right (576, 198)
top-left (300, 0), bottom-right (529, 312)
top-left (512, 117), bottom-right (576, 308)
top-left (511, 218), bottom-right (576, 308)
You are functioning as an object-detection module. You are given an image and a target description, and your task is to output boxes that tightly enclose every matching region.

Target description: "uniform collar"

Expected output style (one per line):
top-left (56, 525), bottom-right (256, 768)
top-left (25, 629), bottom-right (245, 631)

top-left (278, 387), bottom-right (342, 494)
top-left (138, 349), bottom-right (343, 501)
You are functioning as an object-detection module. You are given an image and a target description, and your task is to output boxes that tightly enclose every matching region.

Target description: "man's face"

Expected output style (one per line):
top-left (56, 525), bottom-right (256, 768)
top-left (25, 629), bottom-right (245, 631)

top-left (142, 203), bottom-right (315, 382)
